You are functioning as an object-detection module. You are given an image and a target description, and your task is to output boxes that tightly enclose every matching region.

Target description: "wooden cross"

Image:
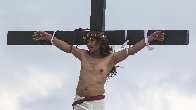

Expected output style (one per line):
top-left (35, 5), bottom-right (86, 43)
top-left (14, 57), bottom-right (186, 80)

top-left (7, 0), bottom-right (189, 46)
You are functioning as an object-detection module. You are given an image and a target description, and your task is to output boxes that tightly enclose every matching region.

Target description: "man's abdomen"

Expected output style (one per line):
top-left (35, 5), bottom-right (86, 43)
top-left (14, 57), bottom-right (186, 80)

top-left (76, 80), bottom-right (105, 97)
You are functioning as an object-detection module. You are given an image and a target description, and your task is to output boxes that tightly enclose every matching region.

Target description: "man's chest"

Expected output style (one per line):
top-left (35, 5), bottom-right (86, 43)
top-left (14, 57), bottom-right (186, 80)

top-left (80, 53), bottom-right (114, 76)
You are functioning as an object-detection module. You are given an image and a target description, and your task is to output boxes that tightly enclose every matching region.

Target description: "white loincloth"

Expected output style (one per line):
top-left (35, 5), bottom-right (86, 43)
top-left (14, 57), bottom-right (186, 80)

top-left (73, 95), bottom-right (105, 110)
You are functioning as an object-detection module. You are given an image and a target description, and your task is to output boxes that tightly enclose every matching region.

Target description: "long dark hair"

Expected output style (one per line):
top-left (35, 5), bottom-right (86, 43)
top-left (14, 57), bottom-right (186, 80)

top-left (85, 31), bottom-right (124, 82)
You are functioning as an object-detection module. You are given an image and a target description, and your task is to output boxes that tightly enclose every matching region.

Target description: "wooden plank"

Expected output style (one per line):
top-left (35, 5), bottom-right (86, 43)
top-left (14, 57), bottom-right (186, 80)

top-left (90, 0), bottom-right (106, 31)
top-left (7, 30), bottom-right (189, 45)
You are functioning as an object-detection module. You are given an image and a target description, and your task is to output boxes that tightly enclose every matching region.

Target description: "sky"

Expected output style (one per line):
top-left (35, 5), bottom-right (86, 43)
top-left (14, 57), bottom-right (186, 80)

top-left (0, 0), bottom-right (196, 110)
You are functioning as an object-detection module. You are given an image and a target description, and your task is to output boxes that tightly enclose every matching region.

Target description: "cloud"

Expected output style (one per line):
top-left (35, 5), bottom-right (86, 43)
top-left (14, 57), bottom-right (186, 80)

top-left (1, 0), bottom-right (196, 110)
top-left (106, 84), bottom-right (196, 110)
top-left (0, 88), bottom-right (19, 110)
top-left (0, 65), bottom-right (64, 110)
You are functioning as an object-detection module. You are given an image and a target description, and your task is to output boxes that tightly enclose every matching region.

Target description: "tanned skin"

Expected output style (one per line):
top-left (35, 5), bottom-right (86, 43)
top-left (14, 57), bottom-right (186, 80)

top-left (32, 31), bottom-right (165, 97)
top-left (76, 38), bottom-right (115, 97)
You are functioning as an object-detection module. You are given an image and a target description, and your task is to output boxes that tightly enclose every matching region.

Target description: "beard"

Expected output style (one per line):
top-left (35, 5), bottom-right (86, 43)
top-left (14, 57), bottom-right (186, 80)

top-left (90, 50), bottom-right (94, 53)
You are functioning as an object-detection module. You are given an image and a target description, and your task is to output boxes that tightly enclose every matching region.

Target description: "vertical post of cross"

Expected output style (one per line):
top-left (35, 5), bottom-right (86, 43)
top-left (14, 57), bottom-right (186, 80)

top-left (90, 0), bottom-right (106, 31)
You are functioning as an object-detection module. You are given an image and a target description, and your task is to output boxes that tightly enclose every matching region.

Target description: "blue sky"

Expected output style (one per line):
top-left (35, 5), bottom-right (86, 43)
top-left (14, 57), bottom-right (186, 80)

top-left (0, 0), bottom-right (196, 110)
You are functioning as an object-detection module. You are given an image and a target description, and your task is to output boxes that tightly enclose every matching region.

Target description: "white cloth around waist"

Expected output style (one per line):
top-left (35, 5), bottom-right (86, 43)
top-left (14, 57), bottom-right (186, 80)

top-left (73, 95), bottom-right (105, 110)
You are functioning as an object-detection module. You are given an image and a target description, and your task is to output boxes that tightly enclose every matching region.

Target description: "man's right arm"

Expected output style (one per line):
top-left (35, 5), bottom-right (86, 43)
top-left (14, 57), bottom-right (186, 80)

top-left (47, 33), bottom-right (84, 61)
top-left (47, 34), bottom-right (70, 53)
top-left (33, 31), bottom-right (84, 61)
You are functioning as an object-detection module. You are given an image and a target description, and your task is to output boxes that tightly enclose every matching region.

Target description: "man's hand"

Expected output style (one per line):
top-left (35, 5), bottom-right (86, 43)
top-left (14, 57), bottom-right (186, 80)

top-left (148, 31), bottom-right (165, 42)
top-left (32, 31), bottom-right (52, 41)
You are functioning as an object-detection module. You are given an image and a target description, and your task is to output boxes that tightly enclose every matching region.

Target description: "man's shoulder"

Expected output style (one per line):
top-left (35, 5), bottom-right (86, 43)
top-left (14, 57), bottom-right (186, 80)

top-left (80, 49), bottom-right (89, 59)
top-left (70, 46), bottom-right (87, 61)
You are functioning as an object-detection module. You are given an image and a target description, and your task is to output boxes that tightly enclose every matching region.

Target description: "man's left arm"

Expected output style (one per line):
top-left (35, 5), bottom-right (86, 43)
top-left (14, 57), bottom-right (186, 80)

top-left (111, 31), bottom-right (165, 65)
top-left (131, 31), bottom-right (165, 55)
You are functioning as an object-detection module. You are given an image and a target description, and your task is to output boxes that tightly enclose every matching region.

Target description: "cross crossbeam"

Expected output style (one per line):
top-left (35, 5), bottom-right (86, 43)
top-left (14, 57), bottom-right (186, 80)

top-left (7, 30), bottom-right (189, 45)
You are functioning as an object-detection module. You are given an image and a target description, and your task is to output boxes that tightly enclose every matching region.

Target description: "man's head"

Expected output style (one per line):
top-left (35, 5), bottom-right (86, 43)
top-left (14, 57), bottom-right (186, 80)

top-left (86, 37), bottom-right (102, 57)
top-left (84, 31), bottom-right (113, 57)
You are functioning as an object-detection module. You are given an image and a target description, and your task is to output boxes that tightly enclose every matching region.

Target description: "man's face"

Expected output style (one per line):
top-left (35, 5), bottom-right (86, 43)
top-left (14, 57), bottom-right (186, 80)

top-left (87, 38), bottom-right (101, 53)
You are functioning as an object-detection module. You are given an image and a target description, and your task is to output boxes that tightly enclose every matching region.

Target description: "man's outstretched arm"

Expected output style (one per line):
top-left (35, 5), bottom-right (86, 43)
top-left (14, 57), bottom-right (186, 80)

top-left (33, 31), bottom-right (70, 52)
top-left (111, 31), bottom-right (165, 65)
top-left (131, 31), bottom-right (165, 54)
top-left (32, 31), bottom-right (85, 61)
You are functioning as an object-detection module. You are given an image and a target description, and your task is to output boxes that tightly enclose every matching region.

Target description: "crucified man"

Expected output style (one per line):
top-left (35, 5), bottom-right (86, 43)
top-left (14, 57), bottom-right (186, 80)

top-left (32, 31), bottom-right (165, 110)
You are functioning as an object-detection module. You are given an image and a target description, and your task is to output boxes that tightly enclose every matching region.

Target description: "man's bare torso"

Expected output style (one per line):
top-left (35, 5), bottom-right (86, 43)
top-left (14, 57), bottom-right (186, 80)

top-left (76, 50), bottom-right (114, 97)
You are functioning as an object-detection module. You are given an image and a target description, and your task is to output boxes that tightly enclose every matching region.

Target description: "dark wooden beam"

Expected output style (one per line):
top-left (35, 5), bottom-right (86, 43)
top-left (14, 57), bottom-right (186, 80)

top-left (7, 30), bottom-right (189, 45)
top-left (90, 0), bottom-right (106, 31)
